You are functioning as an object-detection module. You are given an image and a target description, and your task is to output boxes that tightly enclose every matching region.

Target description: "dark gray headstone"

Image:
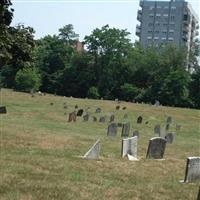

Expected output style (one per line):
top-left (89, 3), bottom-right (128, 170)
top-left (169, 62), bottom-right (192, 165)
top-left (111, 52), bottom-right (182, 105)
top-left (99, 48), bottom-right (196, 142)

top-left (83, 139), bottom-right (101, 160)
top-left (184, 157), bottom-right (200, 183)
top-left (121, 122), bottom-right (130, 137)
top-left (166, 116), bottom-right (172, 124)
top-left (165, 133), bottom-right (174, 144)
top-left (132, 130), bottom-right (139, 138)
top-left (99, 116), bottom-right (106, 123)
top-left (107, 123), bottom-right (118, 136)
top-left (116, 105), bottom-right (120, 110)
top-left (92, 116), bottom-right (97, 122)
top-left (146, 137), bottom-right (166, 159)
top-left (83, 114), bottom-right (89, 121)
top-left (154, 124), bottom-right (161, 135)
top-left (0, 106), bottom-right (7, 114)
top-left (77, 109), bottom-right (84, 117)
top-left (137, 116), bottom-right (143, 124)
top-left (121, 136), bottom-right (138, 159)
top-left (96, 108), bottom-right (101, 113)
top-left (68, 112), bottom-right (76, 122)
top-left (122, 107), bottom-right (127, 110)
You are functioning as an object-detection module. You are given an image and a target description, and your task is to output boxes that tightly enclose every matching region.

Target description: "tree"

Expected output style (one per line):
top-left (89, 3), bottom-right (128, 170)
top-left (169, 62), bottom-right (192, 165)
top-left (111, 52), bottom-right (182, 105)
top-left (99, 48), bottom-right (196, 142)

top-left (87, 86), bottom-right (100, 99)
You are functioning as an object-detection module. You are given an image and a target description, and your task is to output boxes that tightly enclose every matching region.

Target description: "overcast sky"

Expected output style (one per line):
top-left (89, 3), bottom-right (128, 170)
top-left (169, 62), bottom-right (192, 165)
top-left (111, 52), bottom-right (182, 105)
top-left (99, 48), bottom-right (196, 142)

top-left (11, 0), bottom-right (199, 42)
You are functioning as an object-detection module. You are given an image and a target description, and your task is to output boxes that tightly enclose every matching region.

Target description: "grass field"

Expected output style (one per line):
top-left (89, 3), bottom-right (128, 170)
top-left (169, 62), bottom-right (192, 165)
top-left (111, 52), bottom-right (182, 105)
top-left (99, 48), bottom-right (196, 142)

top-left (0, 88), bottom-right (200, 200)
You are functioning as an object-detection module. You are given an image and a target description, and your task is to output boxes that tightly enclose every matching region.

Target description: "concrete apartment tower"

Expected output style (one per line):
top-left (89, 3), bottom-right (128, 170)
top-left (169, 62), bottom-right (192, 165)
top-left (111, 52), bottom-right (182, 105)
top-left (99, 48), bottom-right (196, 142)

top-left (136, 0), bottom-right (199, 68)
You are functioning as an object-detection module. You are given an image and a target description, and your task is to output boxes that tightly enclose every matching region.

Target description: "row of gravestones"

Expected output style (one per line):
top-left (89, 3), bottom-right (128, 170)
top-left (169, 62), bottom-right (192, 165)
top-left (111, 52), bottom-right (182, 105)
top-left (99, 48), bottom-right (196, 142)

top-left (83, 138), bottom-right (200, 184)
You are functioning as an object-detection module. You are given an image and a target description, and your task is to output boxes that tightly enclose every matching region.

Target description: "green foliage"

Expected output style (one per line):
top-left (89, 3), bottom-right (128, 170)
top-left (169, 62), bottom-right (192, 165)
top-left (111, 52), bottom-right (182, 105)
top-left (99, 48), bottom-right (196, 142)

top-left (15, 67), bottom-right (41, 92)
top-left (87, 86), bottom-right (100, 99)
top-left (120, 83), bottom-right (139, 101)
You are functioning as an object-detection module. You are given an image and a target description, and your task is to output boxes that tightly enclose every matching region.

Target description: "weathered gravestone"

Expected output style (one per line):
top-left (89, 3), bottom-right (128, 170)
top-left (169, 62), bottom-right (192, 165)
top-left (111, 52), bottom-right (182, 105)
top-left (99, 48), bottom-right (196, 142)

top-left (121, 122), bottom-right (130, 137)
top-left (0, 106), bottom-right (7, 114)
top-left (121, 136), bottom-right (138, 160)
top-left (122, 107), bottom-right (127, 110)
top-left (154, 124), bottom-right (161, 135)
top-left (83, 139), bottom-right (101, 160)
top-left (116, 105), bottom-right (120, 110)
top-left (92, 116), bottom-right (97, 122)
top-left (166, 116), bottom-right (172, 124)
top-left (107, 123), bottom-right (118, 136)
top-left (77, 109), bottom-right (84, 117)
top-left (154, 100), bottom-right (160, 107)
top-left (176, 124), bottom-right (181, 131)
top-left (165, 133), bottom-right (174, 144)
top-left (68, 112), bottom-right (76, 122)
top-left (137, 116), bottom-right (143, 124)
top-left (99, 116), bottom-right (106, 123)
top-left (146, 137), bottom-right (166, 159)
top-left (109, 114), bottom-right (115, 122)
top-left (83, 114), bottom-right (89, 121)
top-left (96, 108), bottom-right (101, 113)
top-left (197, 186), bottom-right (200, 200)
top-left (183, 157), bottom-right (200, 183)
top-left (132, 130), bottom-right (139, 138)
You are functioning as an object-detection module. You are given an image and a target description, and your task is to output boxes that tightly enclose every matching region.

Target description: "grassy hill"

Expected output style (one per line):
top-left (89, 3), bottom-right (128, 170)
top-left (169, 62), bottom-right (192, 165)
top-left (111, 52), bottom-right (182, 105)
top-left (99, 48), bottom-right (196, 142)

top-left (0, 89), bottom-right (199, 200)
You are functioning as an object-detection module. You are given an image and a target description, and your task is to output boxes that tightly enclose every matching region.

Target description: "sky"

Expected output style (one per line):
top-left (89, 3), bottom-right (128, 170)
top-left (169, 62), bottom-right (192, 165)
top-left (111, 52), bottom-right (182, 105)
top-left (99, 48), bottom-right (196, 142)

top-left (11, 0), bottom-right (199, 43)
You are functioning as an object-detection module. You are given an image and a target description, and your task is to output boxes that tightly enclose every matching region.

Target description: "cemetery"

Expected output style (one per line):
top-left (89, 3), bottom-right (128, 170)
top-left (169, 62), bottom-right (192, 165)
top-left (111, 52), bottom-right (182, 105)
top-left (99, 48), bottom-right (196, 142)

top-left (0, 88), bottom-right (200, 200)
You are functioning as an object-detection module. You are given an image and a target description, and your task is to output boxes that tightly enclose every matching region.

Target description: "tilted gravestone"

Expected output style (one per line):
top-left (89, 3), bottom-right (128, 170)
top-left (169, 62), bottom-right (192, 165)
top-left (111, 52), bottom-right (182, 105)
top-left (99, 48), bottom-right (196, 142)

top-left (83, 139), bottom-right (101, 160)
top-left (109, 114), bottom-right (115, 122)
top-left (121, 136), bottom-right (138, 159)
top-left (137, 116), bottom-right (143, 124)
top-left (132, 130), bottom-right (139, 138)
top-left (68, 112), bottom-right (76, 122)
top-left (77, 109), bottom-right (84, 117)
top-left (146, 137), bottom-right (166, 159)
top-left (99, 116), bottom-right (106, 123)
top-left (92, 116), bottom-right (97, 122)
top-left (166, 116), bottom-right (172, 124)
top-left (183, 157), bottom-right (200, 183)
top-left (96, 108), bottom-right (101, 113)
top-left (83, 114), bottom-right (89, 121)
top-left (165, 133), bottom-right (174, 144)
top-left (116, 105), bottom-right (120, 110)
top-left (0, 106), bottom-right (7, 114)
top-left (154, 100), bottom-right (160, 107)
top-left (154, 124), bottom-right (161, 135)
top-left (107, 123), bottom-right (118, 136)
top-left (121, 122), bottom-right (130, 137)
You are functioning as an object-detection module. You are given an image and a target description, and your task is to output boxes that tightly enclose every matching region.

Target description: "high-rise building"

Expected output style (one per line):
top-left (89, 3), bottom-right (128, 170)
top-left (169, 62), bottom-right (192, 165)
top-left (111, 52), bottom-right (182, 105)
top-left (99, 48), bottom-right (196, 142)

top-left (136, 0), bottom-right (199, 58)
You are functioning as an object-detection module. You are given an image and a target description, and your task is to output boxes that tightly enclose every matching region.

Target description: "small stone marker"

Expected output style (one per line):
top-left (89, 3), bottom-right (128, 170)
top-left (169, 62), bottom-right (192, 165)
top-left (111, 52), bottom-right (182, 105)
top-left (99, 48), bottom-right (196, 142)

top-left (146, 137), bottom-right (166, 159)
top-left (166, 116), bottom-right (172, 124)
top-left (122, 107), bottom-right (126, 110)
top-left (132, 130), bottom-right (139, 138)
top-left (75, 105), bottom-right (78, 109)
top-left (197, 186), bottom-right (200, 200)
top-left (83, 114), bottom-right (89, 121)
top-left (110, 114), bottom-right (115, 122)
top-left (68, 112), bottom-right (76, 122)
top-left (165, 133), bottom-right (174, 144)
top-left (121, 122), bottom-right (130, 137)
top-left (116, 105), bottom-right (120, 110)
top-left (0, 106), bottom-right (7, 114)
top-left (83, 139), bottom-right (101, 160)
top-left (107, 123), bottom-right (118, 136)
top-left (121, 136), bottom-right (138, 159)
top-left (96, 108), bottom-right (101, 113)
top-left (183, 157), bottom-right (200, 183)
top-left (99, 116), bottom-right (106, 123)
top-left (92, 116), bottom-right (97, 122)
top-left (137, 116), bottom-right (143, 124)
top-left (77, 109), bottom-right (84, 117)
top-left (154, 124), bottom-right (161, 135)
top-left (176, 124), bottom-right (181, 131)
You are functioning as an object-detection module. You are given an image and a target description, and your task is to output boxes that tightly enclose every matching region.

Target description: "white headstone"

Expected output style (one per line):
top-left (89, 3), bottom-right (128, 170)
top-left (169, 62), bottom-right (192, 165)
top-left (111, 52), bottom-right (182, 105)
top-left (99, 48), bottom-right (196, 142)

top-left (83, 140), bottom-right (101, 160)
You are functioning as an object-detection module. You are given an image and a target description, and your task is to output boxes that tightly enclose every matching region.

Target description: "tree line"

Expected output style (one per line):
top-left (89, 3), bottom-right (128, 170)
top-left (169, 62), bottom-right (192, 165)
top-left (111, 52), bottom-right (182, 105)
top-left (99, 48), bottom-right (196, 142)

top-left (0, 1), bottom-right (200, 108)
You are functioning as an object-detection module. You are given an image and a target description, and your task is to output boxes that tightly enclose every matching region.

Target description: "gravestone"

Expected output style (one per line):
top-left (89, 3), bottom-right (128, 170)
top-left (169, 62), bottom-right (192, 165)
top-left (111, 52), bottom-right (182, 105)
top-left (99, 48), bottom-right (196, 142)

top-left (132, 130), bottom-right (139, 138)
top-left (117, 123), bottom-right (123, 127)
top-left (96, 108), bottom-right (101, 113)
top-left (165, 133), bottom-right (174, 144)
top-left (110, 114), bottom-right (115, 122)
top-left (183, 157), bottom-right (200, 183)
top-left (121, 122), bottom-right (130, 137)
top-left (107, 123), bottom-right (118, 136)
top-left (83, 114), bottom-right (89, 122)
top-left (166, 116), bottom-right (172, 124)
top-left (121, 136), bottom-right (138, 159)
top-left (197, 186), bottom-right (200, 200)
top-left (83, 139), bottom-right (101, 160)
top-left (50, 102), bottom-right (54, 106)
top-left (123, 114), bottom-right (128, 119)
top-left (176, 124), bottom-right (181, 131)
top-left (137, 116), bottom-right (143, 124)
top-left (0, 106), bottom-right (7, 114)
top-left (77, 109), bottom-right (84, 117)
top-left (165, 123), bottom-right (170, 131)
top-left (146, 137), bottom-right (166, 159)
top-left (92, 116), bottom-right (97, 122)
top-left (116, 105), bottom-right (120, 110)
top-left (154, 100), bottom-right (160, 107)
top-left (68, 112), bottom-right (76, 122)
top-left (99, 116), bottom-right (106, 123)
top-left (75, 105), bottom-right (78, 109)
top-left (154, 124), bottom-right (161, 135)
top-left (122, 107), bottom-right (127, 110)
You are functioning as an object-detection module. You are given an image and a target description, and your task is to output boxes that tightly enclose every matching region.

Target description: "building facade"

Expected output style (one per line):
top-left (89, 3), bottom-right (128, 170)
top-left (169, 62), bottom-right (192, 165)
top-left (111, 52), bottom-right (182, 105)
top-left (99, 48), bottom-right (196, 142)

top-left (136, 0), bottom-right (199, 55)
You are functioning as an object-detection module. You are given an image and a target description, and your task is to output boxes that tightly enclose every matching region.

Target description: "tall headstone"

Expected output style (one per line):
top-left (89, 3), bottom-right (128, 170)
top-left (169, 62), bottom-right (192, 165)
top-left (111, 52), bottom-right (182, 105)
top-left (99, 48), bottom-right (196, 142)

top-left (77, 109), bottom-right (84, 117)
top-left (183, 157), bottom-right (200, 183)
top-left (99, 116), bottom-right (106, 123)
top-left (137, 116), bottom-right (143, 124)
top-left (83, 114), bottom-right (89, 121)
top-left (165, 133), bottom-right (174, 144)
top-left (121, 136), bottom-right (138, 159)
top-left (146, 137), bottom-right (166, 159)
top-left (96, 108), bottom-right (101, 113)
top-left (154, 124), bottom-right (161, 135)
top-left (68, 112), bottom-right (76, 122)
top-left (121, 122), bottom-right (130, 137)
top-left (83, 140), bottom-right (101, 160)
top-left (107, 123), bottom-right (118, 136)
top-left (0, 106), bottom-right (7, 114)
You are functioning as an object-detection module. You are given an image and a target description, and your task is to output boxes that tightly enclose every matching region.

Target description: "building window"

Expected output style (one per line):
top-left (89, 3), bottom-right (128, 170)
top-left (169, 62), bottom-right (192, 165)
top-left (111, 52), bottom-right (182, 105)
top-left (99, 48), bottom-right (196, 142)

top-left (148, 23), bottom-right (153, 27)
top-left (163, 23), bottom-right (168, 27)
top-left (149, 6), bottom-right (154, 10)
top-left (148, 30), bottom-right (153, 33)
top-left (171, 6), bottom-right (176, 10)
top-left (163, 14), bottom-right (168, 17)
top-left (157, 6), bottom-right (162, 9)
top-left (155, 22), bottom-right (160, 26)
top-left (169, 29), bottom-right (174, 33)
top-left (170, 15), bottom-right (175, 20)
top-left (147, 36), bottom-right (152, 39)
top-left (162, 37), bottom-right (166, 40)
top-left (168, 37), bottom-right (174, 41)
top-left (164, 6), bottom-right (169, 9)
top-left (149, 14), bottom-right (154, 18)
top-left (155, 30), bottom-right (159, 34)
top-left (154, 37), bottom-right (159, 40)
